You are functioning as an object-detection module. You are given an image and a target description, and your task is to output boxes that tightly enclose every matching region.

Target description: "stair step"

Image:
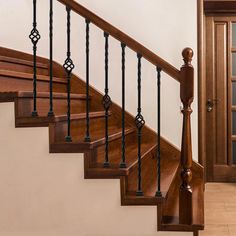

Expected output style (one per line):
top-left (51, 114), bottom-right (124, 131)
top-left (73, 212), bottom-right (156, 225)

top-left (50, 127), bottom-right (135, 153)
top-left (0, 55), bottom-right (48, 69)
top-left (0, 69), bottom-right (66, 84)
top-left (54, 111), bottom-right (109, 122)
top-left (0, 91), bottom-right (88, 103)
top-left (0, 91), bottom-right (92, 118)
top-left (16, 111), bottom-right (108, 127)
top-left (17, 91), bottom-right (87, 99)
top-left (0, 68), bottom-right (67, 93)
top-left (51, 111), bottom-right (124, 142)
top-left (87, 142), bottom-right (157, 178)
top-left (123, 152), bottom-right (180, 206)
top-left (161, 165), bottom-right (204, 231)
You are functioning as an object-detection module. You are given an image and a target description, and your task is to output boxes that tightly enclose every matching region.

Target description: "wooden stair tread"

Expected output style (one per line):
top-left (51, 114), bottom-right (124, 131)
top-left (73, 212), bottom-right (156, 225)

top-left (0, 91), bottom-right (88, 100)
top-left (124, 154), bottom-right (180, 205)
top-left (51, 126), bottom-right (135, 152)
top-left (0, 55), bottom-right (48, 69)
top-left (62, 126), bottom-right (134, 144)
top-left (15, 111), bottom-right (108, 127)
top-left (161, 168), bottom-right (204, 231)
top-left (82, 126), bottom-right (134, 145)
top-left (95, 142), bottom-right (157, 173)
top-left (0, 69), bottom-right (66, 84)
top-left (54, 111), bottom-right (109, 122)
top-left (18, 91), bottom-right (88, 99)
top-left (85, 143), bottom-right (157, 178)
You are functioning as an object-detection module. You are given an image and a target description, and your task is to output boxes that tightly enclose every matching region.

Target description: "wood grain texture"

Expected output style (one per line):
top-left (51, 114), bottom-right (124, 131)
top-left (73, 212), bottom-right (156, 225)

top-left (204, 0), bottom-right (236, 13)
top-left (198, 0), bottom-right (206, 171)
top-left (0, 45), bottom-right (203, 234)
top-left (214, 22), bottom-right (228, 165)
top-left (0, 70), bottom-right (67, 84)
top-left (0, 55), bottom-right (48, 69)
top-left (179, 48), bottom-right (194, 225)
top-left (205, 16), bottom-right (236, 182)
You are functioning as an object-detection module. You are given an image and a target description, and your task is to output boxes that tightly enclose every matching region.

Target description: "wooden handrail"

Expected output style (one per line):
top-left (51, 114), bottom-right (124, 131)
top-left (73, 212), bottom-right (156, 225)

top-left (56, 0), bottom-right (181, 82)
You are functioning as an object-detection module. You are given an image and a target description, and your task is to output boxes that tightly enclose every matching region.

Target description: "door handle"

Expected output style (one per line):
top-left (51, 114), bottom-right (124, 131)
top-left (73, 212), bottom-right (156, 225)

top-left (206, 99), bottom-right (219, 112)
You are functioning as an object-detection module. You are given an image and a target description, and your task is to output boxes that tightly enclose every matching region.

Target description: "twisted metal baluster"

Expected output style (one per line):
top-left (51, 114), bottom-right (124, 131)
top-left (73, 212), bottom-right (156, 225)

top-left (29, 0), bottom-right (41, 117)
top-left (156, 67), bottom-right (162, 197)
top-left (48, 0), bottom-right (54, 117)
top-left (135, 53), bottom-right (145, 196)
top-left (84, 19), bottom-right (91, 142)
top-left (103, 32), bottom-right (112, 168)
top-left (63, 6), bottom-right (75, 142)
top-left (120, 43), bottom-right (127, 168)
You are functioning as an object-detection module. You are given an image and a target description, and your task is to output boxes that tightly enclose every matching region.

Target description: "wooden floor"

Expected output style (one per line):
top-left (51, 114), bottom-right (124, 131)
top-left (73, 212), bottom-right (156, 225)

top-left (200, 183), bottom-right (236, 236)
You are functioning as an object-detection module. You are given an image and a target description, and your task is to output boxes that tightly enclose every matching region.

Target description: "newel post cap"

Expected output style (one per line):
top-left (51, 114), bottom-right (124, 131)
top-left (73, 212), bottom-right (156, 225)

top-left (182, 48), bottom-right (194, 65)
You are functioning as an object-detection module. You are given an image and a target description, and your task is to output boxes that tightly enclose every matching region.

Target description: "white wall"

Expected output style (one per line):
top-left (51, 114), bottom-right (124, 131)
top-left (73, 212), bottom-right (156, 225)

top-left (0, 0), bottom-right (198, 159)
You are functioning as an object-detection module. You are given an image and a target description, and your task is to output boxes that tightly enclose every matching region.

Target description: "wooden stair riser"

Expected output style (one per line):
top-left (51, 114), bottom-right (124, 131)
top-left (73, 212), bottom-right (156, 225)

top-left (83, 139), bottom-right (156, 180)
top-left (96, 133), bottom-right (155, 168)
top-left (52, 115), bottom-right (120, 142)
top-left (127, 150), bottom-right (161, 196)
top-left (0, 61), bottom-right (49, 76)
top-left (123, 146), bottom-right (180, 206)
top-left (15, 97), bottom-right (91, 117)
top-left (84, 152), bottom-right (130, 179)
top-left (0, 76), bottom-right (67, 93)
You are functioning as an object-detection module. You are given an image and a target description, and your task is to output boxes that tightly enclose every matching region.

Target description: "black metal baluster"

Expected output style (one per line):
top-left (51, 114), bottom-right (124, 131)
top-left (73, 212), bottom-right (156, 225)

top-left (48, 0), bottom-right (54, 117)
top-left (29, 0), bottom-right (41, 117)
top-left (156, 67), bottom-right (162, 197)
top-left (102, 32), bottom-right (112, 168)
top-left (84, 19), bottom-right (91, 142)
top-left (120, 43), bottom-right (126, 168)
top-left (135, 53), bottom-right (145, 196)
top-left (63, 6), bottom-right (75, 142)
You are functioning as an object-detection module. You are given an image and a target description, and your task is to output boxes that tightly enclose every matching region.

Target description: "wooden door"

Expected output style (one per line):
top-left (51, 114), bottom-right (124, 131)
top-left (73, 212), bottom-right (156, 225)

top-left (206, 16), bottom-right (236, 182)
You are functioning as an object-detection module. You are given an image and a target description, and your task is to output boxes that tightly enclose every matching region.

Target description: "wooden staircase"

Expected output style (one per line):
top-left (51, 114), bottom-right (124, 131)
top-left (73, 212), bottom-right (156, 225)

top-left (0, 45), bottom-right (204, 235)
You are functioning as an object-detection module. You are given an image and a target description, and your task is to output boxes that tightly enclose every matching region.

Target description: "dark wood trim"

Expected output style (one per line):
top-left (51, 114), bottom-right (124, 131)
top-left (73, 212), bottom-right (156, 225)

top-left (16, 91), bottom-right (87, 99)
top-left (179, 48), bottom-right (194, 225)
top-left (204, 0), bottom-right (236, 13)
top-left (198, 0), bottom-right (206, 170)
top-left (56, 0), bottom-right (180, 81)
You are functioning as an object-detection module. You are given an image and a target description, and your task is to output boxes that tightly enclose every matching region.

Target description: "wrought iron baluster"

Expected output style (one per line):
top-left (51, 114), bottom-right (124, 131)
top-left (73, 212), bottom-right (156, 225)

top-left (120, 43), bottom-right (126, 168)
top-left (84, 19), bottom-right (91, 142)
top-left (48, 0), bottom-right (54, 117)
top-left (156, 67), bottom-right (162, 197)
top-left (29, 0), bottom-right (41, 117)
top-left (63, 6), bottom-right (75, 142)
top-left (103, 32), bottom-right (112, 168)
top-left (135, 53), bottom-right (145, 196)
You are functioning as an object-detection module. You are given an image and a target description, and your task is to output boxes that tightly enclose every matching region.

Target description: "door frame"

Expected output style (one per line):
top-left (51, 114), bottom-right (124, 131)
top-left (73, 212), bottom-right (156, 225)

top-left (198, 0), bottom-right (236, 181)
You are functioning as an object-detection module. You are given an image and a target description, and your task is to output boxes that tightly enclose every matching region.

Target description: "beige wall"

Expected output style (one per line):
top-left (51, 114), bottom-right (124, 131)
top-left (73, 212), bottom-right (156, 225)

top-left (0, 1), bottom-right (197, 235)
top-left (0, 102), bottom-right (192, 236)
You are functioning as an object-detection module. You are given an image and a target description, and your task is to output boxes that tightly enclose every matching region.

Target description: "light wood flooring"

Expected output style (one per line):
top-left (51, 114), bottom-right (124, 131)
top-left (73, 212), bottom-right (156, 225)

top-left (200, 183), bottom-right (236, 236)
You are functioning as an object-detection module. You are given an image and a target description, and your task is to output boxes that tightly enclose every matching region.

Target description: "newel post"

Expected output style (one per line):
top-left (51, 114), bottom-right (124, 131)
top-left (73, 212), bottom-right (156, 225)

top-left (179, 48), bottom-right (194, 225)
